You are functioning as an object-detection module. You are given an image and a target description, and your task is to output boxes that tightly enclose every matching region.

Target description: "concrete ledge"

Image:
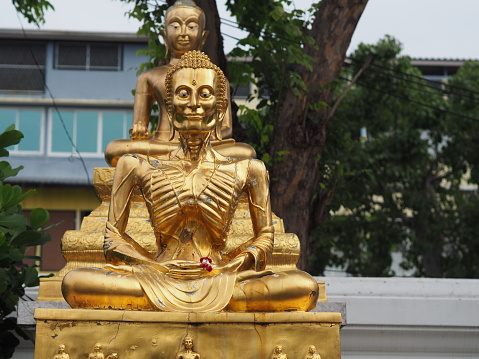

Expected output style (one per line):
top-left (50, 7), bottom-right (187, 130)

top-left (33, 307), bottom-right (342, 324)
top-left (316, 276), bottom-right (479, 327)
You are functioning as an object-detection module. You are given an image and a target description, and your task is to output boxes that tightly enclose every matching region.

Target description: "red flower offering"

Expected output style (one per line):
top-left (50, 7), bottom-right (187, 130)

top-left (200, 257), bottom-right (213, 272)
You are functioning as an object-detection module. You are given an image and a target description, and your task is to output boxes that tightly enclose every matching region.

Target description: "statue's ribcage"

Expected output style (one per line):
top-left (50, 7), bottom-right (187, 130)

top-left (140, 162), bottom-right (243, 242)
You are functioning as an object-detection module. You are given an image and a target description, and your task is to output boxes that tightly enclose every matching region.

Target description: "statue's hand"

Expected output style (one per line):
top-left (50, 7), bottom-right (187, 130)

top-left (129, 122), bottom-right (149, 140)
top-left (221, 253), bottom-right (254, 273)
top-left (104, 260), bottom-right (170, 274)
top-left (164, 260), bottom-right (205, 279)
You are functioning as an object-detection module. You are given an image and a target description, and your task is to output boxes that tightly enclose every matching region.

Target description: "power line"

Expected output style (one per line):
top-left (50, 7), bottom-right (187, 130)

top-left (348, 57), bottom-right (479, 99)
top-left (218, 13), bottom-right (479, 105)
top-left (15, 13), bottom-right (92, 188)
top-left (222, 31), bottom-right (242, 42)
top-left (339, 76), bottom-right (479, 124)
top-left (215, 6), bottom-right (479, 103)
top-left (343, 61), bottom-right (479, 105)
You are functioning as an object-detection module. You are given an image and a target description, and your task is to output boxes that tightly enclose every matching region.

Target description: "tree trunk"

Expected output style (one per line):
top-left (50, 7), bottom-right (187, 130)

top-left (269, 0), bottom-right (368, 271)
top-left (195, 0), bottom-right (229, 77)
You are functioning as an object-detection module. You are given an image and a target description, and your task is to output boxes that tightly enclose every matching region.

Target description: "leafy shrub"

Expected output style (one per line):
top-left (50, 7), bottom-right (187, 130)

top-left (0, 125), bottom-right (51, 359)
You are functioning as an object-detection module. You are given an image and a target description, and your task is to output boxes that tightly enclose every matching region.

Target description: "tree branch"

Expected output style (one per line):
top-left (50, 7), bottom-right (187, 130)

top-left (328, 55), bottom-right (373, 120)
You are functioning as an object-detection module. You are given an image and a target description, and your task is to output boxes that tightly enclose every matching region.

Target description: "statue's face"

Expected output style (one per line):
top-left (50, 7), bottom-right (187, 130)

top-left (275, 346), bottom-right (283, 354)
top-left (165, 7), bottom-right (205, 55)
top-left (94, 344), bottom-right (101, 351)
top-left (172, 68), bottom-right (217, 133)
top-left (58, 345), bottom-right (65, 353)
top-left (309, 346), bottom-right (316, 354)
top-left (184, 338), bottom-right (193, 349)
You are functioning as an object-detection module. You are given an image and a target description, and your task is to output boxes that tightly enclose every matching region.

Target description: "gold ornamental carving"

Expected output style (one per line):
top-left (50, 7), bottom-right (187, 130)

top-left (53, 345), bottom-right (69, 359)
top-left (176, 336), bottom-right (200, 359)
top-left (305, 345), bottom-right (322, 359)
top-left (271, 345), bottom-right (288, 359)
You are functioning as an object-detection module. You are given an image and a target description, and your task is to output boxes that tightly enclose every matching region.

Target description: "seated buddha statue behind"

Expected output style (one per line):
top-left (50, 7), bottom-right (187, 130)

top-left (104, 0), bottom-right (255, 167)
top-left (61, 51), bottom-right (319, 312)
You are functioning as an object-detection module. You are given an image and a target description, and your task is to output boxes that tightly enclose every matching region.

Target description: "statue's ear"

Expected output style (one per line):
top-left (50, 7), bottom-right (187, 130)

top-left (164, 99), bottom-right (175, 141)
top-left (161, 29), bottom-right (170, 59)
top-left (214, 121), bottom-right (222, 141)
top-left (200, 30), bottom-right (209, 48)
top-left (214, 105), bottom-right (227, 141)
top-left (164, 99), bottom-right (172, 121)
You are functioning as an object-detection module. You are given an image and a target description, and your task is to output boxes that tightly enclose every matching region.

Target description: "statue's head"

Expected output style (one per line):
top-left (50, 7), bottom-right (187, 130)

top-left (308, 345), bottom-right (317, 354)
top-left (162, 0), bottom-right (208, 58)
top-left (183, 335), bottom-right (194, 350)
top-left (94, 344), bottom-right (102, 352)
top-left (275, 345), bottom-right (283, 354)
top-left (165, 51), bottom-right (227, 140)
top-left (58, 345), bottom-right (66, 353)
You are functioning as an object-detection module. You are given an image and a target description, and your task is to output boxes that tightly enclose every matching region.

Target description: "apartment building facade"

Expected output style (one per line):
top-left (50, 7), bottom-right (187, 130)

top-left (0, 29), bottom-right (148, 271)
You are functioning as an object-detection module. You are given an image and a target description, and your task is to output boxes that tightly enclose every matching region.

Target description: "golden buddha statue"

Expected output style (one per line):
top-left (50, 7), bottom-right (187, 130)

top-left (304, 345), bottom-right (322, 359)
top-left (53, 345), bottom-right (70, 359)
top-left (105, 0), bottom-right (255, 167)
top-left (61, 51), bottom-right (318, 312)
top-left (176, 336), bottom-right (201, 359)
top-left (88, 344), bottom-right (104, 359)
top-left (271, 346), bottom-right (288, 359)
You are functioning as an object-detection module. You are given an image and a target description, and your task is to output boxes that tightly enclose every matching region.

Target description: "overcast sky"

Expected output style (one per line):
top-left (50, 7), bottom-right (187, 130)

top-left (1, 0), bottom-right (478, 59)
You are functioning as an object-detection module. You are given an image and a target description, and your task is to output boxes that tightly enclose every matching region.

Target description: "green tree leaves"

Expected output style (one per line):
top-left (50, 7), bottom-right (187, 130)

top-left (313, 36), bottom-right (479, 278)
top-left (227, 0), bottom-right (316, 161)
top-left (0, 125), bottom-right (51, 358)
top-left (11, 0), bottom-right (54, 25)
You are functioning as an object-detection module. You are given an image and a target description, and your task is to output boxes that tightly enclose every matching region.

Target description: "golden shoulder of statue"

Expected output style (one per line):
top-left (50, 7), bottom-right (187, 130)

top-left (62, 51), bottom-right (319, 312)
top-left (104, 0), bottom-right (255, 167)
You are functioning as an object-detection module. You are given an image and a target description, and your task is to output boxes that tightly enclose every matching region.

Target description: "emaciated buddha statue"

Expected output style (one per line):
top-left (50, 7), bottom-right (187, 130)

top-left (62, 51), bottom-right (319, 312)
top-left (105, 0), bottom-right (255, 167)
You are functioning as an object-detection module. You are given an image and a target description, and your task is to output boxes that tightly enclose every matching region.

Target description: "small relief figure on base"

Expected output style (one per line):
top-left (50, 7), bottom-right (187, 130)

top-left (271, 345), bottom-right (287, 359)
top-left (176, 336), bottom-right (200, 359)
top-left (53, 344), bottom-right (70, 359)
top-left (106, 353), bottom-right (118, 359)
top-left (88, 344), bottom-right (105, 359)
top-left (304, 345), bottom-right (321, 359)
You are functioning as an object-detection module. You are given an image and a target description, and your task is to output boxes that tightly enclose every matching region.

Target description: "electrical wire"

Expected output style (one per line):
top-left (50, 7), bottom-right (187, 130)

top-left (13, 2), bottom-right (479, 149)
top-left (349, 57), bottom-right (479, 97)
top-left (219, 12), bottom-right (479, 110)
top-left (342, 64), bottom-right (479, 106)
top-left (214, 6), bottom-right (479, 105)
top-left (339, 76), bottom-right (479, 124)
top-left (15, 13), bottom-right (93, 187)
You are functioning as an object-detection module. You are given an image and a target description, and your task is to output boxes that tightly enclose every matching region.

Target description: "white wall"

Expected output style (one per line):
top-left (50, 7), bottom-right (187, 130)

top-left (315, 277), bottom-right (479, 359)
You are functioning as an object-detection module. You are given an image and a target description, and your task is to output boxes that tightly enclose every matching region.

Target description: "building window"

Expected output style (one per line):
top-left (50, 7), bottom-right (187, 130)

top-left (0, 40), bottom-right (46, 93)
top-left (0, 108), bottom-right (44, 153)
top-left (49, 109), bottom-right (131, 156)
top-left (232, 83), bottom-right (251, 99)
top-left (55, 42), bottom-right (122, 71)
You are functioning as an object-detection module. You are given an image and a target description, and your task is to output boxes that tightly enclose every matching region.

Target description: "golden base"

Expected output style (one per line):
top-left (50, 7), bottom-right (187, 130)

top-left (37, 277), bottom-right (64, 301)
top-left (34, 309), bottom-right (341, 359)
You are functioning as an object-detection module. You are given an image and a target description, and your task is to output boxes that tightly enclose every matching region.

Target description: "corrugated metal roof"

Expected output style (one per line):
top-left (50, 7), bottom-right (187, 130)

top-left (0, 28), bottom-right (148, 43)
top-left (5, 155), bottom-right (107, 186)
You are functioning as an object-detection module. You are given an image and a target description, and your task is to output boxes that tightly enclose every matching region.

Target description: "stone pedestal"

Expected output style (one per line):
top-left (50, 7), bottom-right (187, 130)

top-left (34, 309), bottom-right (342, 359)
